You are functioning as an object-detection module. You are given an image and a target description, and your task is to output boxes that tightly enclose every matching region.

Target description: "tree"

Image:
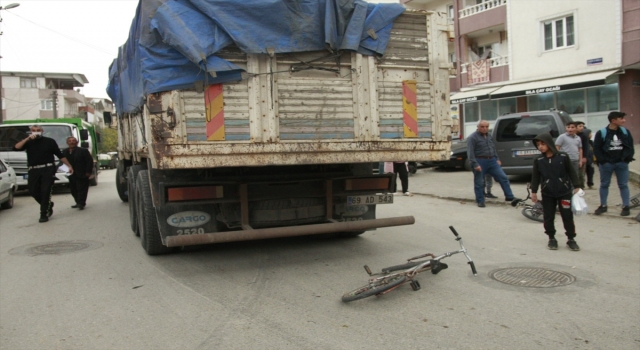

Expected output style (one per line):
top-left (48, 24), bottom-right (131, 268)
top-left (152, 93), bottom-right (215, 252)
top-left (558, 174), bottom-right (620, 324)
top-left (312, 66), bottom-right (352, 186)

top-left (98, 126), bottom-right (118, 153)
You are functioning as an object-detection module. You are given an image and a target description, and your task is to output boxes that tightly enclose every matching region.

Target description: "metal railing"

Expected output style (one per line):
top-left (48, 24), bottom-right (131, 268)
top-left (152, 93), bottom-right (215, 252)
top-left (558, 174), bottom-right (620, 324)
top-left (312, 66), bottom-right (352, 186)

top-left (459, 0), bottom-right (507, 19)
top-left (460, 55), bottom-right (509, 73)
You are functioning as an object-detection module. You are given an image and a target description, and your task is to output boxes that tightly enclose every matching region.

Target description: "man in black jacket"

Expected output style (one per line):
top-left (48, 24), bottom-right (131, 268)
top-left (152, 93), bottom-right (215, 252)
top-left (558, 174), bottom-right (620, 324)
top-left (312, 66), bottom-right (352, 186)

top-left (13, 125), bottom-right (74, 222)
top-left (530, 132), bottom-right (582, 251)
top-left (593, 111), bottom-right (635, 216)
top-left (62, 137), bottom-right (94, 210)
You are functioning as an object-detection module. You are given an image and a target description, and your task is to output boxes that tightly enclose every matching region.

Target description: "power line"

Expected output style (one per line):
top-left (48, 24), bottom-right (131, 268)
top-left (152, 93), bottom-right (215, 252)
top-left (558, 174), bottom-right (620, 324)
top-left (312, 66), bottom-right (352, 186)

top-left (5, 11), bottom-right (116, 56)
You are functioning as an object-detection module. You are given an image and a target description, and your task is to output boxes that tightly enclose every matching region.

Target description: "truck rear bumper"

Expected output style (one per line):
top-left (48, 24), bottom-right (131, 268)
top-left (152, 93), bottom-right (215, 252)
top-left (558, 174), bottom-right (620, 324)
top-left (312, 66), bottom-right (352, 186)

top-left (165, 215), bottom-right (415, 247)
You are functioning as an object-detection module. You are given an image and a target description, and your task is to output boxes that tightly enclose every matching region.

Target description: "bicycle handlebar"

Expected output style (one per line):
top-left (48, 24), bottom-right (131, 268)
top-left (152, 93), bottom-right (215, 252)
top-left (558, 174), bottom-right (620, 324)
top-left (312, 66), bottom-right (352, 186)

top-left (448, 226), bottom-right (459, 237)
top-left (468, 261), bottom-right (477, 276)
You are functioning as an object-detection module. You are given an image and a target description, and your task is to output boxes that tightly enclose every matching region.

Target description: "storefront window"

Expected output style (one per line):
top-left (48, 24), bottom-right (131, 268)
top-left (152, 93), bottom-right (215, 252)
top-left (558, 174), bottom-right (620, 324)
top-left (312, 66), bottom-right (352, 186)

top-left (480, 100), bottom-right (498, 121)
top-left (497, 98), bottom-right (516, 116)
top-left (464, 102), bottom-right (479, 123)
top-left (528, 92), bottom-right (554, 111)
top-left (557, 89), bottom-right (585, 114)
top-left (587, 83), bottom-right (618, 112)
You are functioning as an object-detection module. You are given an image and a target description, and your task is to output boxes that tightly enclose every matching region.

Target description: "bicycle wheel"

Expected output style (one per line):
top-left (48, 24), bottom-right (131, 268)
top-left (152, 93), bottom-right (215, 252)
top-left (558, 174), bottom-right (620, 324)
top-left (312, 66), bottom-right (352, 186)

top-left (342, 275), bottom-right (407, 303)
top-left (381, 260), bottom-right (427, 273)
top-left (522, 207), bottom-right (544, 222)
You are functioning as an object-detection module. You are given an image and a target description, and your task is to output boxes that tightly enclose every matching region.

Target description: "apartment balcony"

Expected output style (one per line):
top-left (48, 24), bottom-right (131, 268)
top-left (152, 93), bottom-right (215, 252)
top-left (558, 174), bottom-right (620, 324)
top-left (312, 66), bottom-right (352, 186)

top-left (459, 56), bottom-right (510, 89)
top-left (61, 89), bottom-right (85, 104)
top-left (458, 0), bottom-right (507, 36)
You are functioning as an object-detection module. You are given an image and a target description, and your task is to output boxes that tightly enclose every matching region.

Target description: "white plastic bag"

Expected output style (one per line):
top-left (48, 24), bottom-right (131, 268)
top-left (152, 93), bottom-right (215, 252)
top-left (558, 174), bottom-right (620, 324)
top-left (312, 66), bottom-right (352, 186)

top-left (571, 189), bottom-right (588, 216)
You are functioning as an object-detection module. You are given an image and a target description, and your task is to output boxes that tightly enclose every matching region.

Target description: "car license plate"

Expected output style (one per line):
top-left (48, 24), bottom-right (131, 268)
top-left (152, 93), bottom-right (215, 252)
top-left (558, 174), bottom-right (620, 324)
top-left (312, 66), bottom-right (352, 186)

top-left (23, 174), bottom-right (28, 179)
top-left (513, 149), bottom-right (539, 157)
top-left (347, 194), bottom-right (393, 206)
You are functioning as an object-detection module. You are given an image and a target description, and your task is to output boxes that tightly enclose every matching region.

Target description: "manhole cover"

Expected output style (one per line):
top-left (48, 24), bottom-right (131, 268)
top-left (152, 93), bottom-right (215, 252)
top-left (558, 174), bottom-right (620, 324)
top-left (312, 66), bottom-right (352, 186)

top-left (9, 240), bottom-right (103, 256)
top-left (489, 267), bottom-right (576, 288)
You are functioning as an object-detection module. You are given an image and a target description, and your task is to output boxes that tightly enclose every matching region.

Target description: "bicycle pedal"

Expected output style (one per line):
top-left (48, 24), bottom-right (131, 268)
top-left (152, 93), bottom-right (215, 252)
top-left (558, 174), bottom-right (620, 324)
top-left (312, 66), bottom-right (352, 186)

top-left (410, 280), bottom-right (421, 291)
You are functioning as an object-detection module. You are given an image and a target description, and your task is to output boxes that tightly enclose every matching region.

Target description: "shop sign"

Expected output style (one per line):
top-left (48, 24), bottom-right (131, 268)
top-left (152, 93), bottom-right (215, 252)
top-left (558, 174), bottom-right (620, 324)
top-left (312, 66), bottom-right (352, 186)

top-left (525, 86), bottom-right (561, 95)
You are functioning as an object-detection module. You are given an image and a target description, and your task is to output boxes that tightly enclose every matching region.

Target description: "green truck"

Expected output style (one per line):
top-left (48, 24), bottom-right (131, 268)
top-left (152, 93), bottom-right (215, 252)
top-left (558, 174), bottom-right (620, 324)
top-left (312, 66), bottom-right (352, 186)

top-left (0, 118), bottom-right (100, 190)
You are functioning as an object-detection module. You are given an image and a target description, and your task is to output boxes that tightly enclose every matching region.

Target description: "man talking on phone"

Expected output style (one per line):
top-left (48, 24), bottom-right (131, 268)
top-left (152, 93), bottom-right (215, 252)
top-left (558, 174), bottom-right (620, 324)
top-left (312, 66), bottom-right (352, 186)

top-left (13, 124), bottom-right (74, 223)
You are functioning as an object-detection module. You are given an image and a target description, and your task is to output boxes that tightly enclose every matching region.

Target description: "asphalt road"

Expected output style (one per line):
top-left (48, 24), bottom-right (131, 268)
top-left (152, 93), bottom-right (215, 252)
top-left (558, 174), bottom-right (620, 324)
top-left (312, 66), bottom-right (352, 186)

top-left (1, 169), bottom-right (639, 349)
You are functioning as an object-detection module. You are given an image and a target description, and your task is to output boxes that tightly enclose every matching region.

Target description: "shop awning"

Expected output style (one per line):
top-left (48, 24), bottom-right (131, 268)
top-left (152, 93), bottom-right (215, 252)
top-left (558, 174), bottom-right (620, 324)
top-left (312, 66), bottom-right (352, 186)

top-left (489, 69), bottom-right (620, 100)
top-left (450, 86), bottom-right (502, 104)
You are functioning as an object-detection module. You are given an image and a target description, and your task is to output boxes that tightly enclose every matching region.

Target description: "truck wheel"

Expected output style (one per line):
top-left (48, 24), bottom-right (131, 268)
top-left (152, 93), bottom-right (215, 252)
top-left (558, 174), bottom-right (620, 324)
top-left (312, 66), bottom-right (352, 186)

top-left (89, 165), bottom-right (98, 186)
top-left (115, 161), bottom-right (128, 202)
top-left (136, 170), bottom-right (172, 255)
top-left (128, 165), bottom-right (144, 236)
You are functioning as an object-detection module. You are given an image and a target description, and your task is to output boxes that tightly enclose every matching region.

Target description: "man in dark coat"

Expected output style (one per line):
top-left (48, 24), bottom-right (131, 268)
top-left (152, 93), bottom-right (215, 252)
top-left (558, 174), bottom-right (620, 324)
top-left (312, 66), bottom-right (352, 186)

top-left (13, 124), bottom-right (74, 222)
top-left (62, 137), bottom-right (94, 210)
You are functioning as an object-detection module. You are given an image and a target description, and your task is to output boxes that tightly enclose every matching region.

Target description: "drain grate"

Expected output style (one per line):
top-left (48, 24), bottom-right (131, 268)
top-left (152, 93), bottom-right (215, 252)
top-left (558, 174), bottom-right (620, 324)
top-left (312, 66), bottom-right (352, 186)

top-left (489, 267), bottom-right (576, 288)
top-left (9, 240), bottom-right (103, 256)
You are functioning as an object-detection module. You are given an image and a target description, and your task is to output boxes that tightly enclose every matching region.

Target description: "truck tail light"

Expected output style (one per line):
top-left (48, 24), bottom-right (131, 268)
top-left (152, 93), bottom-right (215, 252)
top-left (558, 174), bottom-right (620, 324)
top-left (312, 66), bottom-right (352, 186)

top-left (167, 186), bottom-right (223, 202)
top-left (345, 178), bottom-right (390, 191)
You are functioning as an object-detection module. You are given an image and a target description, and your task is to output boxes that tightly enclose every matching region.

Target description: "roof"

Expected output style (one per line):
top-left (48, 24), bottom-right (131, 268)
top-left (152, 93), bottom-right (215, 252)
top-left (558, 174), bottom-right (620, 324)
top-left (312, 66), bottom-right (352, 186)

top-left (0, 71), bottom-right (89, 86)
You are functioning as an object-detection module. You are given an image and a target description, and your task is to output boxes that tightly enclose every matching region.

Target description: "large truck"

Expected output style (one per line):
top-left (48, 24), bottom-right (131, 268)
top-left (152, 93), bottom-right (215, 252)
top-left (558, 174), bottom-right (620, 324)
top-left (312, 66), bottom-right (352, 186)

top-left (0, 118), bottom-right (100, 190)
top-left (109, 0), bottom-right (453, 255)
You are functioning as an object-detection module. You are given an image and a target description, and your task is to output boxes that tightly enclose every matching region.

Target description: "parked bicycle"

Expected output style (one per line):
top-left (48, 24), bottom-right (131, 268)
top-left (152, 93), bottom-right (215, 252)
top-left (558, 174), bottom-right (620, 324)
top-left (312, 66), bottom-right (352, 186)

top-left (511, 183), bottom-right (544, 222)
top-left (342, 226), bottom-right (476, 302)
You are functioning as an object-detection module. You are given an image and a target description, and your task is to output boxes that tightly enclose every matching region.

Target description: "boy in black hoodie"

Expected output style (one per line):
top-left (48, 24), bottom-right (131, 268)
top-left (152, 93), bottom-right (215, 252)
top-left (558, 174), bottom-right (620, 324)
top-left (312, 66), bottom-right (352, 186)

top-left (530, 132), bottom-right (582, 251)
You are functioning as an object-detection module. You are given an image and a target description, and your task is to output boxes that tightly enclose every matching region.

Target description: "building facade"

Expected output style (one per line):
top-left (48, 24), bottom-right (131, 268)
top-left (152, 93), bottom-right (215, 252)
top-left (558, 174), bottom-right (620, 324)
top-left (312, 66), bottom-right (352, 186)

top-left (403, 0), bottom-right (639, 142)
top-left (0, 71), bottom-right (89, 123)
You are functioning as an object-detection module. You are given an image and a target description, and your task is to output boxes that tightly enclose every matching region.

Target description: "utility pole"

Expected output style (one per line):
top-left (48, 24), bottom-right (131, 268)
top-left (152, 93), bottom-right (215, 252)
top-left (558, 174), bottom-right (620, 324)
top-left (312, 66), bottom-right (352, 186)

top-left (51, 90), bottom-right (58, 119)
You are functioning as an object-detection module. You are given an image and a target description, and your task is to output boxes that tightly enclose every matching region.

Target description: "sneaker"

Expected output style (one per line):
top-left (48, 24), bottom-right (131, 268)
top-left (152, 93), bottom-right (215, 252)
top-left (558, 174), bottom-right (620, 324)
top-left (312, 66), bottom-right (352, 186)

top-left (39, 216), bottom-right (49, 223)
top-left (78, 204), bottom-right (85, 210)
top-left (485, 192), bottom-right (498, 199)
top-left (477, 202), bottom-right (486, 208)
top-left (403, 192), bottom-right (413, 196)
top-left (547, 238), bottom-right (558, 250)
top-left (594, 205), bottom-right (608, 215)
top-left (567, 239), bottom-right (580, 251)
top-left (621, 206), bottom-right (630, 217)
top-left (505, 197), bottom-right (520, 202)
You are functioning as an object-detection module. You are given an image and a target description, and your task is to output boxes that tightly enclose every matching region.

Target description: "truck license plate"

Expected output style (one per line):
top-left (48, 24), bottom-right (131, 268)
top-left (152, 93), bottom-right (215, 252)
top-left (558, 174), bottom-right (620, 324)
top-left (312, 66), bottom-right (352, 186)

top-left (347, 194), bottom-right (393, 206)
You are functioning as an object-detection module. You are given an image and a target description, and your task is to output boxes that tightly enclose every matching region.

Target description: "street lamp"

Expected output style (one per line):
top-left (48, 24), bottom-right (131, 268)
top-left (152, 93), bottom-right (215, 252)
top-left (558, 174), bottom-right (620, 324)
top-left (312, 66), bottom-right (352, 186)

top-left (0, 2), bottom-right (20, 124)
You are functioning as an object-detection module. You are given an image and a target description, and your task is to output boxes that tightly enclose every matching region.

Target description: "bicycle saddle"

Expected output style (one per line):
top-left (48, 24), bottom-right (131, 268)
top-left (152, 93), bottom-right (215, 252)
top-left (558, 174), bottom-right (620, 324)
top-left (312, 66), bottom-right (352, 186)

top-left (430, 260), bottom-right (448, 275)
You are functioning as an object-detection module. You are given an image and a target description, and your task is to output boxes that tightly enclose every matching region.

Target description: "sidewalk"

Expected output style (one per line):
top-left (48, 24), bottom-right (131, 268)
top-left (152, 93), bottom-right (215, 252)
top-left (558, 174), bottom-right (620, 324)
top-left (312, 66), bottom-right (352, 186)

top-left (406, 166), bottom-right (640, 220)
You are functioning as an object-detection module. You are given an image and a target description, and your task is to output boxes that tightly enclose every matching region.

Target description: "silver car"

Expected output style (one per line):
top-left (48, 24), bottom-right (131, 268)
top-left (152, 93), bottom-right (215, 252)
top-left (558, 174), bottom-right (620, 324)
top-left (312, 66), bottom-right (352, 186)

top-left (0, 158), bottom-right (17, 209)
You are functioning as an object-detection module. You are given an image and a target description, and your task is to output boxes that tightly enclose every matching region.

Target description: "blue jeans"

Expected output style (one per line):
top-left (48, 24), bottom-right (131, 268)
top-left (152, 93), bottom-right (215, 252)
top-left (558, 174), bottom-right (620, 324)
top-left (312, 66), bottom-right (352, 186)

top-left (598, 162), bottom-right (630, 207)
top-left (473, 158), bottom-right (515, 203)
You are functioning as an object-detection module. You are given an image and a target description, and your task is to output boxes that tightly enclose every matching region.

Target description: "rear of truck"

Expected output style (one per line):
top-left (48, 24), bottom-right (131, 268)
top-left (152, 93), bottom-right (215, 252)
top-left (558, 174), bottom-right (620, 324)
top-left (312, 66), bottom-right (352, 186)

top-left (109, 2), bottom-right (452, 255)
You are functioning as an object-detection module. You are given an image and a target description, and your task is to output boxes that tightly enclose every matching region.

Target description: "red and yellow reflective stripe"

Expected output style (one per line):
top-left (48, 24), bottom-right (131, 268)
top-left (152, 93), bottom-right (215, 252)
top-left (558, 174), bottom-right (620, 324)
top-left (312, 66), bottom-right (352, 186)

top-left (402, 80), bottom-right (418, 138)
top-left (205, 84), bottom-right (225, 141)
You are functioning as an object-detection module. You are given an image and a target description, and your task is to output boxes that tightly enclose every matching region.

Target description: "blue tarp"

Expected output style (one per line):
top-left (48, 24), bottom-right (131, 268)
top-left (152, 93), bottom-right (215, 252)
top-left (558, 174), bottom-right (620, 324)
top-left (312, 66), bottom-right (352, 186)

top-left (107, 0), bottom-right (405, 114)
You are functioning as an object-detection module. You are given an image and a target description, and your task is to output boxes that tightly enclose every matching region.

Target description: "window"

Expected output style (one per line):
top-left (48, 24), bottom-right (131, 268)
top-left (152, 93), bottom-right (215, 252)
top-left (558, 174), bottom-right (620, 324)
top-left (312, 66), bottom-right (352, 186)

top-left (496, 115), bottom-right (560, 141)
top-left (449, 52), bottom-right (457, 69)
top-left (476, 45), bottom-right (492, 59)
top-left (544, 15), bottom-right (574, 51)
top-left (557, 89), bottom-right (584, 114)
top-left (528, 92), bottom-right (555, 111)
top-left (497, 98), bottom-right (517, 116)
top-left (448, 5), bottom-right (454, 19)
top-left (480, 100), bottom-right (498, 121)
top-left (464, 102), bottom-right (479, 123)
top-left (587, 83), bottom-right (618, 112)
top-left (20, 78), bottom-right (37, 88)
top-left (40, 100), bottom-right (53, 110)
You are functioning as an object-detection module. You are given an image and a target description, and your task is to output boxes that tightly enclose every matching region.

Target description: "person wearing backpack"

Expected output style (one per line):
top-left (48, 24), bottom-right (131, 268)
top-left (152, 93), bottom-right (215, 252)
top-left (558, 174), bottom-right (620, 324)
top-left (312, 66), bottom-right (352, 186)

top-left (530, 132), bottom-right (582, 251)
top-left (593, 111), bottom-right (635, 217)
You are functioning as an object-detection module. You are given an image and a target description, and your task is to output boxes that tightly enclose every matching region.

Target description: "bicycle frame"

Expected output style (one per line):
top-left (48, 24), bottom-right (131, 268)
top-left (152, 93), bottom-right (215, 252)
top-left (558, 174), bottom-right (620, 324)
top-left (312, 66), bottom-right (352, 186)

top-left (343, 226), bottom-right (476, 301)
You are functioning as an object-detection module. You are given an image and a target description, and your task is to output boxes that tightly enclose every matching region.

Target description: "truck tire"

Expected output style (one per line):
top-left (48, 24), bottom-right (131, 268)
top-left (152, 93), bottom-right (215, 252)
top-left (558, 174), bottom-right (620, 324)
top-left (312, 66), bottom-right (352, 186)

top-left (136, 170), bottom-right (172, 255)
top-left (128, 164), bottom-right (144, 236)
top-left (89, 165), bottom-right (98, 186)
top-left (115, 161), bottom-right (128, 202)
